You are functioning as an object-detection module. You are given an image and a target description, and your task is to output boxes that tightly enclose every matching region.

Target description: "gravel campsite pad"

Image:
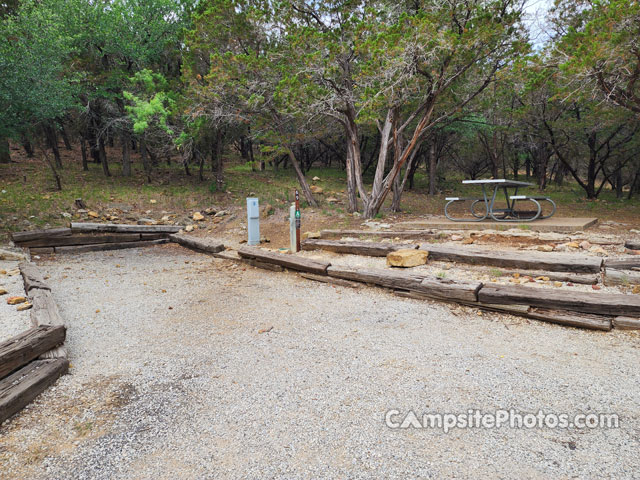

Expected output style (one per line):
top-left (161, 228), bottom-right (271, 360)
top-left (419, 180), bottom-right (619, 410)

top-left (1, 244), bottom-right (639, 479)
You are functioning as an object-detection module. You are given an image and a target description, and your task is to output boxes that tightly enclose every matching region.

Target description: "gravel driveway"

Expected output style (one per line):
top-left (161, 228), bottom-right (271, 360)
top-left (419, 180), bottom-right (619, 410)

top-left (1, 243), bottom-right (639, 479)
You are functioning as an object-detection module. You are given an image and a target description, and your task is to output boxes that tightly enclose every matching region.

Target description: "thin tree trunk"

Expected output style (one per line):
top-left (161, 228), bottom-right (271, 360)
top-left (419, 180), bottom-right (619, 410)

top-left (60, 124), bottom-right (72, 150)
top-left (122, 133), bottom-right (131, 177)
top-left (140, 137), bottom-right (151, 183)
top-left (42, 148), bottom-right (61, 191)
top-left (286, 146), bottom-right (317, 207)
top-left (21, 136), bottom-right (34, 158)
top-left (0, 138), bottom-right (10, 163)
top-left (80, 137), bottom-right (88, 171)
top-left (45, 124), bottom-right (62, 169)
top-left (99, 137), bottom-right (110, 177)
top-left (428, 143), bottom-right (437, 195)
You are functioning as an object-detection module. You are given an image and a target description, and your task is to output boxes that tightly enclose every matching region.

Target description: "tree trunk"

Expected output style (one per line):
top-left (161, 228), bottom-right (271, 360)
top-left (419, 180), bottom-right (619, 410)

top-left (428, 143), bottom-right (437, 195)
top-left (0, 138), bottom-right (10, 163)
top-left (214, 130), bottom-right (224, 191)
top-left (42, 149), bottom-right (61, 191)
top-left (80, 137), bottom-right (88, 171)
top-left (140, 137), bottom-right (151, 183)
top-left (21, 136), bottom-right (34, 158)
top-left (121, 133), bottom-right (131, 177)
top-left (286, 146), bottom-right (317, 207)
top-left (199, 150), bottom-right (206, 182)
top-left (99, 137), bottom-right (110, 177)
top-left (60, 124), bottom-right (72, 150)
top-left (45, 125), bottom-right (62, 169)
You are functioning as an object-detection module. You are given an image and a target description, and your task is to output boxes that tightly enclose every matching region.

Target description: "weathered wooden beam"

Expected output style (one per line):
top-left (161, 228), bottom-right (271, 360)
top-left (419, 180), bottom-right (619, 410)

top-left (70, 222), bottom-right (183, 234)
top-left (29, 247), bottom-right (54, 255)
top-left (54, 238), bottom-right (168, 254)
top-left (525, 308), bottom-right (612, 331)
top-left (319, 229), bottom-right (437, 239)
top-left (29, 289), bottom-right (65, 328)
top-left (420, 244), bottom-right (603, 273)
top-left (11, 228), bottom-right (72, 243)
top-left (169, 234), bottom-right (225, 254)
top-left (0, 326), bottom-right (66, 379)
top-left (0, 359), bottom-right (69, 424)
top-left (299, 272), bottom-right (361, 288)
top-left (247, 259), bottom-right (284, 272)
top-left (17, 233), bottom-right (144, 248)
top-left (624, 240), bottom-right (640, 250)
top-left (613, 316), bottom-right (640, 330)
top-left (19, 262), bottom-right (50, 292)
top-left (237, 247), bottom-right (330, 275)
top-left (478, 284), bottom-right (640, 316)
top-left (603, 268), bottom-right (640, 286)
top-left (302, 239), bottom-right (417, 257)
top-left (604, 257), bottom-right (640, 270)
top-left (479, 267), bottom-right (599, 285)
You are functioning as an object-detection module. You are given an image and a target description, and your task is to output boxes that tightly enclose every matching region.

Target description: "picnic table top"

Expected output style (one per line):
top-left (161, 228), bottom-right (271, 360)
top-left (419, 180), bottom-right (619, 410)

top-left (462, 179), bottom-right (534, 187)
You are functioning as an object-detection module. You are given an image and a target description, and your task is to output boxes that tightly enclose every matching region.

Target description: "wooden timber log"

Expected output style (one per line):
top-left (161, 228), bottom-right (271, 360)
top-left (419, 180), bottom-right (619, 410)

top-left (11, 228), bottom-right (72, 243)
top-left (478, 267), bottom-right (599, 285)
top-left (326, 265), bottom-right (481, 301)
top-left (0, 325), bottom-right (66, 379)
top-left (237, 247), bottom-right (330, 275)
top-left (525, 308), bottom-right (611, 331)
top-left (29, 289), bottom-right (65, 328)
top-left (419, 244), bottom-right (603, 273)
top-left (603, 268), bottom-right (640, 286)
top-left (16, 233), bottom-right (143, 248)
top-left (169, 234), bottom-right (225, 254)
top-left (613, 316), bottom-right (640, 330)
top-left (29, 247), bottom-right (54, 255)
top-left (54, 238), bottom-right (168, 254)
top-left (394, 291), bottom-right (611, 331)
top-left (604, 257), bottom-right (640, 270)
top-left (624, 240), bottom-right (640, 250)
top-left (0, 358), bottom-right (69, 424)
top-left (299, 272), bottom-right (361, 288)
top-left (478, 284), bottom-right (640, 316)
top-left (247, 259), bottom-right (284, 272)
top-left (302, 239), bottom-right (417, 257)
top-left (319, 229), bottom-right (437, 239)
top-left (19, 262), bottom-right (50, 291)
top-left (70, 222), bottom-right (183, 234)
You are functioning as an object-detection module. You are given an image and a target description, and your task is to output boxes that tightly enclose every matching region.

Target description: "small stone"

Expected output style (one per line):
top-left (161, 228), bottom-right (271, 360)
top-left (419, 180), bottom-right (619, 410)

top-left (633, 285), bottom-right (640, 295)
top-left (150, 199), bottom-right (157, 204)
top-left (193, 212), bottom-right (205, 221)
top-left (387, 249), bottom-right (429, 268)
top-left (589, 246), bottom-right (608, 256)
top-left (87, 211), bottom-right (99, 218)
top-left (535, 276), bottom-right (550, 282)
top-left (16, 302), bottom-right (32, 311)
top-left (260, 236), bottom-right (270, 243)
top-left (310, 185), bottom-right (323, 194)
top-left (513, 273), bottom-right (520, 278)
top-left (312, 176), bottom-right (320, 181)
top-left (326, 197), bottom-right (338, 203)
top-left (0, 288), bottom-right (7, 295)
top-left (61, 212), bottom-right (72, 218)
top-left (7, 296), bottom-right (26, 305)
top-left (185, 225), bottom-right (194, 232)
top-left (566, 241), bottom-right (580, 249)
top-left (450, 234), bottom-right (464, 241)
top-left (462, 238), bottom-right (475, 245)
top-left (579, 240), bottom-right (591, 250)
top-left (553, 281), bottom-right (563, 288)
top-left (214, 210), bottom-right (228, 217)
top-left (592, 285), bottom-right (601, 290)
top-left (537, 245), bottom-right (554, 252)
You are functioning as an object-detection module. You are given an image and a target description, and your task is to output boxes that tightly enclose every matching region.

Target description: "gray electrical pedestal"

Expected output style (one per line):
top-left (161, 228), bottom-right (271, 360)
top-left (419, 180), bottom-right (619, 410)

top-left (247, 197), bottom-right (260, 245)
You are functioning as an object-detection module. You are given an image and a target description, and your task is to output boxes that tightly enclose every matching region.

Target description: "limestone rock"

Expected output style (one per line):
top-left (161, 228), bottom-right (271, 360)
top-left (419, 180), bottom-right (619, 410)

top-left (214, 210), bottom-right (228, 217)
top-left (310, 185), bottom-right (323, 194)
top-left (0, 248), bottom-right (27, 261)
top-left (87, 211), bottom-right (100, 218)
top-left (589, 246), bottom-right (608, 256)
top-left (185, 225), bottom-right (194, 232)
top-left (537, 245), bottom-right (554, 252)
top-left (0, 288), bottom-right (7, 295)
top-left (7, 296), bottom-right (26, 305)
top-left (387, 249), bottom-right (429, 268)
top-left (312, 176), bottom-right (320, 181)
top-left (450, 234), bottom-right (464, 241)
top-left (193, 212), bottom-right (205, 221)
top-left (462, 238), bottom-right (475, 245)
top-left (16, 302), bottom-right (32, 311)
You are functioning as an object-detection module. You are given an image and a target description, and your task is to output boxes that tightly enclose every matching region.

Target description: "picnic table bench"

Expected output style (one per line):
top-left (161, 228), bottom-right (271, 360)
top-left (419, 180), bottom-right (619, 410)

top-left (445, 179), bottom-right (556, 222)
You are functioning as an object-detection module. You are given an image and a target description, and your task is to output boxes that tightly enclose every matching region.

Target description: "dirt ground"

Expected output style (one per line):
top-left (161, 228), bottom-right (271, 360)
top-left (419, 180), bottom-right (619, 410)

top-left (1, 244), bottom-right (639, 479)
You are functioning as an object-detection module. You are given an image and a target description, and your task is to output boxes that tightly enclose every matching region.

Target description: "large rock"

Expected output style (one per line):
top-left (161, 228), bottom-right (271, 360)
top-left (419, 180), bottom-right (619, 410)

top-left (387, 249), bottom-right (429, 268)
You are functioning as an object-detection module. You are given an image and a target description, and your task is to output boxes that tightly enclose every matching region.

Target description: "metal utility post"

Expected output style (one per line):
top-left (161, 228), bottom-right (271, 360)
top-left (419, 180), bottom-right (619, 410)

top-left (289, 204), bottom-right (296, 252)
top-left (295, 190), bottom-right (301, 252)
top-left (247, 197), bottom-right (260, 246)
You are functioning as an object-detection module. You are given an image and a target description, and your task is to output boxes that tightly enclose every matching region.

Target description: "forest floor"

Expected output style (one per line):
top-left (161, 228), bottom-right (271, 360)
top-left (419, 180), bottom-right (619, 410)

top-left (1, 245), bottom-right (639, 479)
top-left (2, 143), bottom-right (640, 246)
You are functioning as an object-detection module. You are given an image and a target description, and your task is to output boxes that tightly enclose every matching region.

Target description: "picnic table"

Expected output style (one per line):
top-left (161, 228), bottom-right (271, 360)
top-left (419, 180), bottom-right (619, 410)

top-left (445, 179), bottom-right (556, 222)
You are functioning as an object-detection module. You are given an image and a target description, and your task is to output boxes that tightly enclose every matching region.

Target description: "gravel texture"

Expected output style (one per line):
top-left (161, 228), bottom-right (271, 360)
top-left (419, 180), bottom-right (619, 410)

top-left (0, 259), bottom-right (32, 341)
top-left (0, 243), bottom-right (639, 479)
